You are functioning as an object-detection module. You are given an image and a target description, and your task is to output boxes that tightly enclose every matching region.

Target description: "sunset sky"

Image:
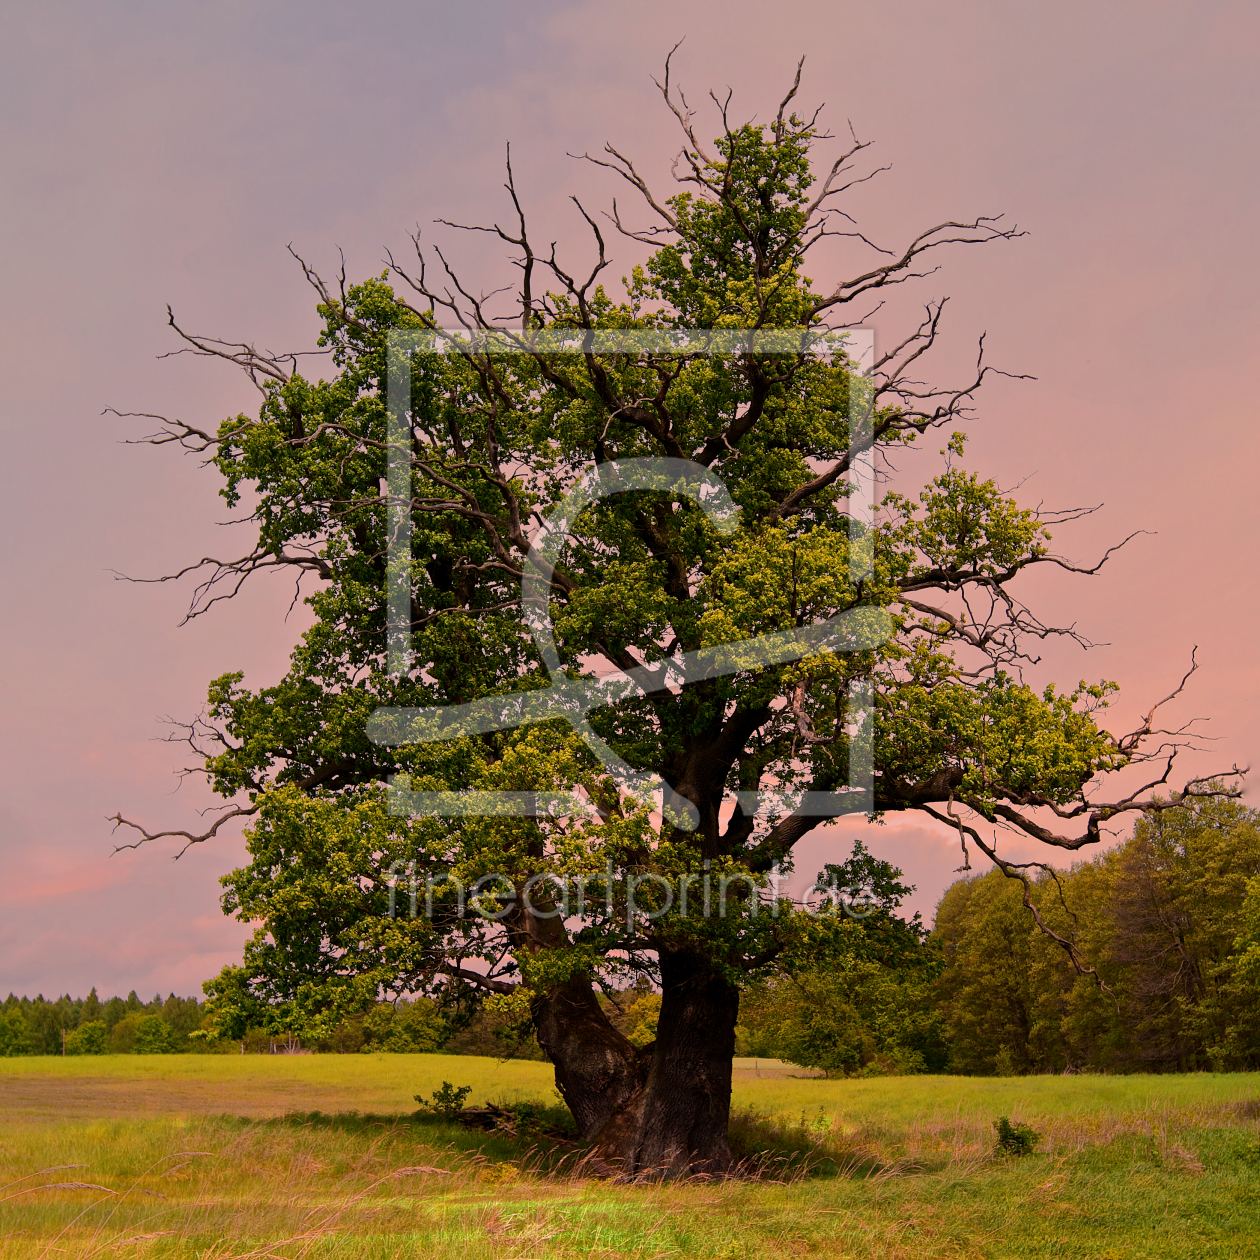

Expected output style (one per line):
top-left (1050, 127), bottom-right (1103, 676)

top-left (2, 1), bottom-right (1258, 1000)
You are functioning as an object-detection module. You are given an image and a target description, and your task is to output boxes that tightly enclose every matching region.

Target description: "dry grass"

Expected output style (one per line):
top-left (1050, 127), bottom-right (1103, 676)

top-left (2, 1060), bottom-right (1260, 1257)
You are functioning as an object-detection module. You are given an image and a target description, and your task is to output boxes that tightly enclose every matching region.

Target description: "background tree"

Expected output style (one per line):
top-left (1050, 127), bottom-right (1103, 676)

top-left (737, 838), bottom-right (945, 1075)
top-left (1110, 797), bottom-right (1260, 1069)
top-left (1200, 871), bottom-right (1260, 1070)
top-left (115, 58), bottom-right (1237, 1174)
top-left (932, 868), bottom-right (1071, 1074)
top-left (0, 1009), bottom-right (33, 1057)
top-left (65, 1021), bottom-right (108, 1055)
top-left (930, 795), bottom-right (1260, 1074)
top-left (0, 989), bottom-right (210, 1056)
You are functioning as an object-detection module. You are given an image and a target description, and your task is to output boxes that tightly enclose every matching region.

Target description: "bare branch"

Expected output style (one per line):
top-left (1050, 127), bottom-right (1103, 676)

top-left (812, 218), bottom-right (1026, 316)
top-left (161, 305), bottom-right (319, 395)
top-left (921, 804), bottom-right (1119, 1006)
top-left (110, 806), bottom-right (258, 860)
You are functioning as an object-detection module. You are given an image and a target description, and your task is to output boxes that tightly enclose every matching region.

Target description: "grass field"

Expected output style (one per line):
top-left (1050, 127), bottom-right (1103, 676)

top-left (3, 1056), bottom-right (1260, 1258)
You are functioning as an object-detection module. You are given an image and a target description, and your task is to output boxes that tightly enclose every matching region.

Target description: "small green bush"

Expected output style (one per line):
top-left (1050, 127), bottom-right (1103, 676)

top-left (994, 1115), bottom-right (1040, 1156)
top-left (65, 1020), bottom-right (108, 1055)
top-left (414, 1081), bottom-right (471, 1118)
top-left (132, 1015), bottom-right (176, 1054)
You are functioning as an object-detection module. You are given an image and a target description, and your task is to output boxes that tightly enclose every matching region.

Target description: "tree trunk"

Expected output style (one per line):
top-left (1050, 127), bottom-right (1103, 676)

top-left (536, 951), bottom-right (740, 1179)
top-left (531, 975), bottom-right (646, 1141)
top-left (620, 948), bottom-right (740, 1176)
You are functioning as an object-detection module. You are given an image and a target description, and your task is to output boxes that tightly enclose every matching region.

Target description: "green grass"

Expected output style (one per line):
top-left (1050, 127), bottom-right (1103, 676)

top-left (0, 1052), bottom-right (554, 1104)
top-left (731, 1069), bottom-right (1260, 1126)
top-left (3, 1056), bottom-right (1260, 1257)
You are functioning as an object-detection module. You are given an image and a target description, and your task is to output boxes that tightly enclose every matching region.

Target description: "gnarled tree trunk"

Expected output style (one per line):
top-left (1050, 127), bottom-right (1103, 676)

top-left (534, 950), bottom-right (740, 1179)
top-left (531, 975), bottom-right (645, 1141)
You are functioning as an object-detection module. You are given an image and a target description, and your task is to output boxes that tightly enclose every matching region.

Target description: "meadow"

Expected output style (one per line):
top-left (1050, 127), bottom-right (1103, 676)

top-left (3, 1055), bottom-right (1260, 1258)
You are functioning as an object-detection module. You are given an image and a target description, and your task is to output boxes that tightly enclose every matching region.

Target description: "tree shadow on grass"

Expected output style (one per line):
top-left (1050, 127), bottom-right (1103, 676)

top-left (262, 1104), bottom-right (885, 1184)
top-left (727, 1107), bottom-right (886, 1181)
top-left (264, 1105), bottom-right (586, 1177)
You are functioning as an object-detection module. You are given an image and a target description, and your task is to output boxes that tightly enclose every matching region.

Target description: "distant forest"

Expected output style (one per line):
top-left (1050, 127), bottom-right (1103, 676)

top-left (6, 796), bottom-right (1259, 1074)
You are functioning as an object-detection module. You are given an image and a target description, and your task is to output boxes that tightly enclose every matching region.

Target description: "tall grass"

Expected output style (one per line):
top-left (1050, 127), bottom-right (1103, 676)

top-left (2, 1060), bottom-right (1260, 1257)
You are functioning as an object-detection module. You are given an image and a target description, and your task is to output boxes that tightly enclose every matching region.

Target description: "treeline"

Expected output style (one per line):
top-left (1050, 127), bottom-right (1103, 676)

top-left (0, 982), bottom-right (643, 1060)
top-left (0, 987), bottom-right (516, 1057)
top-left (9, 797), bottom-right (1257, 1072)
top-left (736, 795), bottom-right (1260, 1076)
top-left (0, 990), bottom-right (206, 1056)
top-left (932, 795), bottom-right (1260, 1074)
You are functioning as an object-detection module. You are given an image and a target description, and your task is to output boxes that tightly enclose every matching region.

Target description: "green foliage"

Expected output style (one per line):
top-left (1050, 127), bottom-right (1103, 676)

top-left (932, 795), bottom-right (1260, 1075)
top-left (319, 997), bottom-right (451, 1054)
top-left (596, 983), bottom-right (662, 1049)
top-left (0, 989), bottom-right (209, 1056)
top-left (109, 1014), bottom-right (141, 1053)
top-left (993, 1115), bottom-right (1040, 1156)
top-left (0, 1009), bottom-right (33, 1057)
top-left (621, 992), bottom-right (662, 1048)
top-left (132, 1014), bottom-right (177, 1054)
top-left (64, 1020), bottom-right (107, 1055)
top-left (932, 869), bottom-right (1056, 1075)
top-left (1115, 799), bottom-right (1260, 1070)
top-left (442, 999), bottom-right (546, 1061)
top-left (18, 994), bottom-right (79, 1054)
top-left (1200, 873), bottom-right (1260, 1068)
top-left (735, 840), bottom-right (946, 1075)
top-left (414, 1080), bottom-right (471, 1117)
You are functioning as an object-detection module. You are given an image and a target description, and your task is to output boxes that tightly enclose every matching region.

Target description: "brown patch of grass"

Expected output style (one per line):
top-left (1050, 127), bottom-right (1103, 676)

top-left (1233, 1096), bottom-right (1260, 1121)
top-left (0, 1073), bottom-right (363, 1122)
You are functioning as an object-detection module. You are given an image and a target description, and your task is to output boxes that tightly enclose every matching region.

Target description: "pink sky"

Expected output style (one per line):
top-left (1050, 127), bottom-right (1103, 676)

top-left (2, 1), bottom-right (1258, 998)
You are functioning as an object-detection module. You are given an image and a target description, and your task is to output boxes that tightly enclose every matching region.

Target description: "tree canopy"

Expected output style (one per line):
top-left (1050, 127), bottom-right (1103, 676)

top-left (116, 58), bottom-right (1237, 1175)
top-left (932, 794), bottom-right (1260, 1074)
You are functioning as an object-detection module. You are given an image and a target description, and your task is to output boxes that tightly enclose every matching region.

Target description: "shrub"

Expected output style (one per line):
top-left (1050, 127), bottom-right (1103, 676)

top-left (414, 1081), bottom-right (471, 1118)
top-left (994, 1116), bottom-right (1040, 1156)
top-left (65, 1020), bottom-right (108, 1055)
top-left (132, 1014), bottom-right (176, 1054)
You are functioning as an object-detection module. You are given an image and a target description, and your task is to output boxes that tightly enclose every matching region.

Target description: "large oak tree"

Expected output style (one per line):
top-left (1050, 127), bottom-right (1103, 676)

top-left (116, 59), bottom-right (1236, 1176)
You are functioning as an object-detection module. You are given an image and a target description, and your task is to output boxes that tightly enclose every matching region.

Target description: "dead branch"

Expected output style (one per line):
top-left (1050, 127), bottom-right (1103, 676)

top-left (921, 803), bottom-right (1119, 1006)
top-left (110, 806), bottom-right (259, 860)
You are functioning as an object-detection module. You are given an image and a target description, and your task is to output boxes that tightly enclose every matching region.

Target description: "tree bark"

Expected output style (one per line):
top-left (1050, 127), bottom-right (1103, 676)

top-left (620, 948), bottom-right (739, 1177)
top-left (536, 950), bottom-right (740, 1179)
top-left (531, 975), bottom-right (646, 1142)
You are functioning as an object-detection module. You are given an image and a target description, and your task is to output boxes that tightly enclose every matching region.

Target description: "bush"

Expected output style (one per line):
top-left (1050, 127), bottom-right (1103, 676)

top-left (132, 1014), bottom-right (176, 1054)
top-left (65, 1020), bottom-right (108, 1055)
top-left (414, 1081), bottom-right (471, 1118)
top-left (0, 1009), bottom-right (33, 1057)
top-left (994, 1116), bottom-right (1040, 1156)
